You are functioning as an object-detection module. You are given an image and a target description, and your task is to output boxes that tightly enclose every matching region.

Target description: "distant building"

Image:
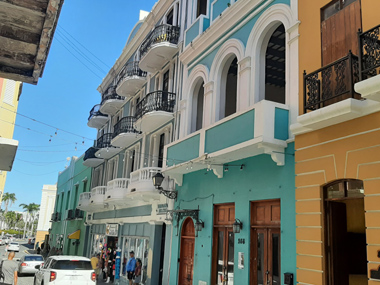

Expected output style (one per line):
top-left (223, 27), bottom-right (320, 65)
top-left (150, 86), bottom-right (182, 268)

top-left (36, 185), bottom-right (57, 246)
top-left (0, 78), bottom-right (22, 204)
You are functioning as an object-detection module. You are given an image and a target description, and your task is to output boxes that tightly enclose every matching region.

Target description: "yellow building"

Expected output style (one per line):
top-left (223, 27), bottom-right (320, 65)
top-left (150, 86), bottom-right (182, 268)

top-left (291, 0), bottom-right (380, 284)
top-left (0, 78), bottom-right (22, 203)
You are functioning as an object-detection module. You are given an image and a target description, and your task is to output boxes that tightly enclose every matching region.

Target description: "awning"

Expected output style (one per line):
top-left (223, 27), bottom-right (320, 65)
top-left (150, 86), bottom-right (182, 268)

top-left (67, 230), bottom-right (80, 240)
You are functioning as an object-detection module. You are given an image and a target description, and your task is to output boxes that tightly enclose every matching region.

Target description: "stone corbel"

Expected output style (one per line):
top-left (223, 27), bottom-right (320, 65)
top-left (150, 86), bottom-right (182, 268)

top-left (212, 165), bottom-right (224, 179)
top-left (170, 173), bottom-right (183, 186)
top-left (238, 56), bottom-right (251, 74)
top-left (258, 143), bottom-right (285, 166)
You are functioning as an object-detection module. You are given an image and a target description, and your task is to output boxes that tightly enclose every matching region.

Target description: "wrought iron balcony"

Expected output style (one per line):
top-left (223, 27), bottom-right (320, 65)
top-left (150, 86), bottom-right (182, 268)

top-left (140, 24), bottom-right (180, 58)
top-left (139, 24), bottom-right (180, 72)
top-left (116, 61), bottom-right (147, 97)
top-left (359, 24), bottom-right (380, 80)
top-left (111, 116), bottom-right (140, 148)
top-left (88, 104), bottom-right (108, 129)
top-left (304, 52), bottom-right (361, 113)
top-left (83, 147), bottom-right (104, 168)
top-left (100, 86), bottom-right (125, 115)
top-left (136, 91), bottom-right (176, 120)
top-left (96, 133), bottom-right (113, 149)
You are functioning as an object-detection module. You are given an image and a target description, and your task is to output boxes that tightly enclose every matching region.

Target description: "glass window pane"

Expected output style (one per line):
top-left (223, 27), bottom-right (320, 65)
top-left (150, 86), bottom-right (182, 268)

top-left (327, 183), bottom-right (344, 199)
top-left (272, 233), bottom-right (280, 285)
top-left (342, 0), bottom-right (356, 8)
top-left (257, 233), bottom-right (265, 285)
top-left (346, 180), bottom-right (364, 198)
top-left (216, 231), bottom-right (224, 285)
top-left (227, 232), bottom-right (234, 285)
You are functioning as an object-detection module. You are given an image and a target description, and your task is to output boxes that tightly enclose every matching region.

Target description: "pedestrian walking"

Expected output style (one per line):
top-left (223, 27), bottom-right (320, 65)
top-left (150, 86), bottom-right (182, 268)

top-left (126, 251), bottom-right (136, 285)
top-left (133, 258), bottom-right (142, 285)
top-left (0, 251), bottom-right (18, 285)
top-left (90, 254), bottom-right (99, 272)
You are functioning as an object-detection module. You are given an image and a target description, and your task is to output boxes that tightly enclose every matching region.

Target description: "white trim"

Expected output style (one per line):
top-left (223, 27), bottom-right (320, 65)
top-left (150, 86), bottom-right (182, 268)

top-left (355, 74), bottom-right (380, 102)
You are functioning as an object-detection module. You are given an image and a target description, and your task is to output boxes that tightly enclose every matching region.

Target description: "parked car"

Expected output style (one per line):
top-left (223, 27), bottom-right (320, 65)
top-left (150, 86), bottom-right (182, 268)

top-left (34, 256), bottom-right (96, 285)
top-left (8, 242), bottom-right (20, 252)
top-left (31, 237), bottom-right (35, 244)
top-left (3, 237), bottom-right (10, 245)
top-left (18, 255), bottom-right (44, 276)
top-left (0, 238), bottom-right (4, 245)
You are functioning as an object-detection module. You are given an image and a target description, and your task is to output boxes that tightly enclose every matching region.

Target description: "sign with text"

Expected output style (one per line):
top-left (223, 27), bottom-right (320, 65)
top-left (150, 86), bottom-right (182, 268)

top-left (105, 224), bottom-right (119, 236)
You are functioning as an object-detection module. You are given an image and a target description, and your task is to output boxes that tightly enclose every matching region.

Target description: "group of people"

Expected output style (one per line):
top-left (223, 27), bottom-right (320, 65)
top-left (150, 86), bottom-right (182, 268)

top-left (90, 250), bottom-right (142, 285)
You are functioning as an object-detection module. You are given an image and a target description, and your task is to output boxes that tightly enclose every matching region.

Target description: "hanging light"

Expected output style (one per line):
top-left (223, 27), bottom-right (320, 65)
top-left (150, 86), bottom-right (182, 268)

top-left (233, 219), bottom-right (243, 234)
top-left (195, 219), bottom-right (204, 233)
top-left (152, 172), bottom-right (165, 188)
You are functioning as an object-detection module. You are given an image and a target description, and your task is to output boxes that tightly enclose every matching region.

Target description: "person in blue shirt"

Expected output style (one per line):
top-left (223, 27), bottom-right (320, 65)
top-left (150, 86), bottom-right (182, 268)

top-left (126, 251), bottom-right (136, 285)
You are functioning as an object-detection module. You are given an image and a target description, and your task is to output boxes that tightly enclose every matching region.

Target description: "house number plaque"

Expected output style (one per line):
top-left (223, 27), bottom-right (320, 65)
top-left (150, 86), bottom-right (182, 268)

top-left (238, 238), bottom-right (245, 244)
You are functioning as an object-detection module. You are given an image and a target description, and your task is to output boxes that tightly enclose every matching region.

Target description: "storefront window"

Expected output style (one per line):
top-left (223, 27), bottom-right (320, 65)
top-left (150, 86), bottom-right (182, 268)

top-left (121, 236), bottom-right (149, 284)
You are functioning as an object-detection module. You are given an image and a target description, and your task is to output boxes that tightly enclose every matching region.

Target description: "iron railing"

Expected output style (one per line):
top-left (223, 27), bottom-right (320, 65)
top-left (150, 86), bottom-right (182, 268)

top-left (135, 91), bottom-right (176, 119)
top-left (101, 93), bottom-right (124, 106)
top-left (88, 104), bottom-right (107, 121)
top-left (96, 133), bottom-right (113, 149)
top-left (140, 24), bottom-right (180, 58)
top-left (117, 61), bottom-right (147, 86)
top-left (304, 52), bottom-right (360, 113)
top-left (359, 24), bottom-right (380, 80)
top-left (84, 147), bottom-right (99, 161)
top-left (112, 116), bottom-right (138, 138)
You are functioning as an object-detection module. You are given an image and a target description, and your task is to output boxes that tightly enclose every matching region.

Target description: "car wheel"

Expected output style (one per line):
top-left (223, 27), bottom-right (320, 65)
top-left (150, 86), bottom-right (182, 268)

top-left (18, 272), bottom-right (23, 277)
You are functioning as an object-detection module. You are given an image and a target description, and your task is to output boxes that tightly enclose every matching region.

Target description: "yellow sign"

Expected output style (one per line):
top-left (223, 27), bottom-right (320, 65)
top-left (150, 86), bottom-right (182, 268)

top-left (67, 230), bottom-right (80, 240)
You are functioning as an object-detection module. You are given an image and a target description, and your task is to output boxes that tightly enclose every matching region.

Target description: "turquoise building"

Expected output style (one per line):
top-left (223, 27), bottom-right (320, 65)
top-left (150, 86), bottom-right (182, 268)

top-left (50, 155), bottom-right (92, 256)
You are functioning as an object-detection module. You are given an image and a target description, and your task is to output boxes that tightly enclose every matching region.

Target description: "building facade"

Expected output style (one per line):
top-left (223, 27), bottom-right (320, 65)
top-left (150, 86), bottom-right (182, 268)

top-left (36, 184), bottom-right (57, 246)
top-left (0, 78), bottom-right (22, 203)
top-left (50, 155), bottom-right (91, 256)
top-left (291, 1), bottom-right (380, 284)
top-left (79, 3), bottom-right (185, 284)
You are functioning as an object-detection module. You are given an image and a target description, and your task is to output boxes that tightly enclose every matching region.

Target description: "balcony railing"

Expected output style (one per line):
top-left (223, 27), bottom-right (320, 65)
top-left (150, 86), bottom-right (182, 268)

top-left (130, 167), bottom-right (161, 184)
top-left (140, 24), bottom-right (180, 58)
top-left (112, 116), bottom-right (137, 138)
top-left (91, 186), bottom-right (106, 196)
top-left (359, 24), bottom-right (380, 80)
top-left (96, 133), bottom-right (113, 149)
top-left (101, 93), bottom-right (124, 105)
top-left (135, 91), bottom-right (176, 119)
top-left (304, 52), bottom-right (360, 113)
top-left (117, 61), bottom-right (147, 85)
top-left (88, 104), bottom-right (107, 121)
top-left (84, 147), bottom-right (99, 161)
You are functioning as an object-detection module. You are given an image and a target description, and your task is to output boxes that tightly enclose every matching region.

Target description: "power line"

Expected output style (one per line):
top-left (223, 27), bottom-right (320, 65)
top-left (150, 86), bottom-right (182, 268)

top-left (57, 25), bottom-right (109, 69)
top-left (13, 169), bottom-right (61, 176)
top-left (54, 36), bottom-right (103, 79)
top-left (16, 158), bottom-right (69, 164)
top-left (55, 30), bottom-right (108, 74)
top-left (18, 148), bottom-right (86, 153)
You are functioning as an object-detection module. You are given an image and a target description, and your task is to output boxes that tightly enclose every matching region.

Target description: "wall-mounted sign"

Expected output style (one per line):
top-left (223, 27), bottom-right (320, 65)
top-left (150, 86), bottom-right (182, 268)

top-left (156, 203), bottom-right (168, 215)
top-left (106, 224), bottom-right (119, 237)
top-left (238, 252), bottom-right (244, 269)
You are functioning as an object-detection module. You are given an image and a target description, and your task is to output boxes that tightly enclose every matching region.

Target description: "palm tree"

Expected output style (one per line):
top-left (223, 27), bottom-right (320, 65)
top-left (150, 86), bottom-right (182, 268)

top-left (19, 203), bottom-right (40, 239)
top-left (1, 193), bottom-right (16, 229)
top-left (4, 211), bottom-right (17, 230)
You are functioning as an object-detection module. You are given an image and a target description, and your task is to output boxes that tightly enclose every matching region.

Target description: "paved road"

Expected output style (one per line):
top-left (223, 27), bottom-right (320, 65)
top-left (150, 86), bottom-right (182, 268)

top-left (1, 241), bottom-right (36, 285)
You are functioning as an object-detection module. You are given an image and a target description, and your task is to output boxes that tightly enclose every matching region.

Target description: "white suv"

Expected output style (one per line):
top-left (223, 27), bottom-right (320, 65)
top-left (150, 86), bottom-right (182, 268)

top-left (34, 256), bottom-right (96, 285)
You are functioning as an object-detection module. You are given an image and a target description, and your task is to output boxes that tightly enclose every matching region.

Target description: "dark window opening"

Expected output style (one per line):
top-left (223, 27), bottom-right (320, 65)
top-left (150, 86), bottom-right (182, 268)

top-left (130, 150), bottom-right (135, 174)
top-left (322, 0), bottom-right (357, 21)
top-left (195, 83), bottom-right (204, 131)
top-left (158, 133), bottom-right (165, 168)
top-left (197, 0), bottom-right (207, 17)
top-left (224, 57), bottom-right (238, 118)
top-left (166, 9), bottom-right (174, 26)
top-left (265, 25), bottom-right (286, 104)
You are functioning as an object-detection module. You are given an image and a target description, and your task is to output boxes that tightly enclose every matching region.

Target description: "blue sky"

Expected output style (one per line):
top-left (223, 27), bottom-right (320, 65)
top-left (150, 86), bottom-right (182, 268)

top-left (5, 0), bottom-right (157, 212)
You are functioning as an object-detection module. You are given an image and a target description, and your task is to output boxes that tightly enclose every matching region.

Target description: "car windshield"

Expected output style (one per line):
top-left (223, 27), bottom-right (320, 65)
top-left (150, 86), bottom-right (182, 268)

top-left (25, 256), bottom-right (43, 261)
top-left (50, 260), bottom-right (92, 270)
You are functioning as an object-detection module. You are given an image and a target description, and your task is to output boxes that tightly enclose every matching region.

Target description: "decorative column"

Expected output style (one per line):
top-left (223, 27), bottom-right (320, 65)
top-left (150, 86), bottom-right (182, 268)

top-left (237, 56), bottom-right (251, 111)
top-left (203, 81), bottom-right (214, 127)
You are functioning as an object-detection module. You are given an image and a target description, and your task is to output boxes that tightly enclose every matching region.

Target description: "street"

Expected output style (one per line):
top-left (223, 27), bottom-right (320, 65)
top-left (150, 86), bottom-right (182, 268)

top-left (1, 241), bottom-right (36, 285)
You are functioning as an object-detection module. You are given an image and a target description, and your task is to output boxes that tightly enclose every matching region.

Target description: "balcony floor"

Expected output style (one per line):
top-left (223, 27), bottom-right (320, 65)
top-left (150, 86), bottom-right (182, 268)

top-left (111, 133), bottom-right (141, 148)
top-left (95, 147), bottom-right (120, 159)
top-left (139, 43), bottom-right (178, 73)
top-left (83, 157), bottom-right (104, 168)
top-left (100, 99), bottom-right (125, 115)
top-left (137, 111), bottom-right (174, 133)
top-left (87, 115), bottom-right (108, 129)
top-left (116, 76), bottom-right (146, 97)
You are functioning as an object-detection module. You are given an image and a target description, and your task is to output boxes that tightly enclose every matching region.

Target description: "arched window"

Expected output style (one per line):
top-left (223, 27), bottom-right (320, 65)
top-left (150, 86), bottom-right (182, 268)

top-left (219, 56), bottom-right (238, 120)
top-left (264, 25), bottom-right (286, 104)
top-left (191, 79), bottom-right (205, 132)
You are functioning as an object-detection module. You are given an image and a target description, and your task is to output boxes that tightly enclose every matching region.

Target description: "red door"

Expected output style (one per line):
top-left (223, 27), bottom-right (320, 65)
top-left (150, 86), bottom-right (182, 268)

top-left (179, 218), bottom-right (195, 285)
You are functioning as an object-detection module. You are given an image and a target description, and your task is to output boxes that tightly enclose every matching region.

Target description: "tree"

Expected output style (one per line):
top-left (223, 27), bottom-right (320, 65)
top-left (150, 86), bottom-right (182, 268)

top-left (19, 203), bottom-right (40, 238)
top-left (4, 211), bottom-right (17, 230)
top-left (1, 193), bottom-right (16, 230)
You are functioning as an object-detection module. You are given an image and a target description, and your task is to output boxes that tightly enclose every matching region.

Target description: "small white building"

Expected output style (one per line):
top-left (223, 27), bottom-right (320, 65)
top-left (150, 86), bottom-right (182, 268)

top-left (36, 184), bottom-right (57, 245)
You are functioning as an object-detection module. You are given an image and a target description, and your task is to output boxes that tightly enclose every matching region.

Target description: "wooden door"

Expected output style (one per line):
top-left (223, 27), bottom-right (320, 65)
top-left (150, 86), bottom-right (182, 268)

top-left (179, 218), bottom-right (195, 285)
top-left (321, 0), bottom-right (362, 65)
top-left (212, 204), bottom-right (235, 285)
top-left (250, 200), bottom-right (281, 285)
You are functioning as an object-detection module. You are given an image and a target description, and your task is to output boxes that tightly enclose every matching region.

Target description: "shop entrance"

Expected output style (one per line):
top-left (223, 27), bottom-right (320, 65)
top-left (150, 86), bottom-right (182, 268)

top-left (324, 180), bottom-right (367, 285)
top-left (178, 218), bottom-right (195, 285)
top-left (250, 200), bottom-right (281, 285)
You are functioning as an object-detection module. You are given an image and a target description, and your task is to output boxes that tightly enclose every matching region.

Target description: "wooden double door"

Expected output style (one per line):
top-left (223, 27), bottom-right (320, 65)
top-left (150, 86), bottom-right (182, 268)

top-left (250, 200), bottom-right (281, 285)
top-left (178, 218), bottom-right (195, 285)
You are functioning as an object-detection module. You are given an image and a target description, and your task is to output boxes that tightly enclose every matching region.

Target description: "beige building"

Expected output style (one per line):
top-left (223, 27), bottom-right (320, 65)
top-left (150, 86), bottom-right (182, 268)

top-left (36, 185), bottom-right (57, 245)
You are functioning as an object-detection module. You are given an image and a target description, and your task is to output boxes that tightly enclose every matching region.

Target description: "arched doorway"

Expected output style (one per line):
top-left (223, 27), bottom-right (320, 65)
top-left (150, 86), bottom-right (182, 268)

top-left (324, 179), bottom-right (367, 285)
top-left (191, 79), bottom-right (205, 133)
top-left (264, 24), bottom-right (286, 104)
top-left (178, 218), bottom-right (195, 285)
top-left (219, 56), bottom-right (238, 120)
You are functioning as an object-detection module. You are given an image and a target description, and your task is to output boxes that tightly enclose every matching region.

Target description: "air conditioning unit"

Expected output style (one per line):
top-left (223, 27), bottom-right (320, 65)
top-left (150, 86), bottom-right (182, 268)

top-left (56, 212), bottom-right (61, 221)
top-left (67, 209), bottom-right (74, 220)
top-left (74, 209), bottom-right (84, 219)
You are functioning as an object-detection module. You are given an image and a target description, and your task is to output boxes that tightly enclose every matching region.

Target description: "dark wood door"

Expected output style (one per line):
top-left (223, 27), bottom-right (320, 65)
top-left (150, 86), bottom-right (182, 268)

top-left (179, 218), bottom-right (195, 285)
top-left (321, 0), bottom-right (362, 65)
top-left (250, 200), bottom-right (281, 285)
top-left (212, 204), bottom-right (235, 285)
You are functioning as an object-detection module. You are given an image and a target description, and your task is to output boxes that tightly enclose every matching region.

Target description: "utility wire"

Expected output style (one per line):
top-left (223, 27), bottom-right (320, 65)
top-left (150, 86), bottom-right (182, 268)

top-left (57, 25), bottom-right (109, 69)
top-left (55, 30), bottom-right (108, 74)
top-left (54, 36), bottom-right (103, 79)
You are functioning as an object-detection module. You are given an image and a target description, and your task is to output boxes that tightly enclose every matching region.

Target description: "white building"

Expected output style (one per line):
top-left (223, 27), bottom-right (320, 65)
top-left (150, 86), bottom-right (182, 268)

top-left (36, 184), bottom-right (57, 245)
